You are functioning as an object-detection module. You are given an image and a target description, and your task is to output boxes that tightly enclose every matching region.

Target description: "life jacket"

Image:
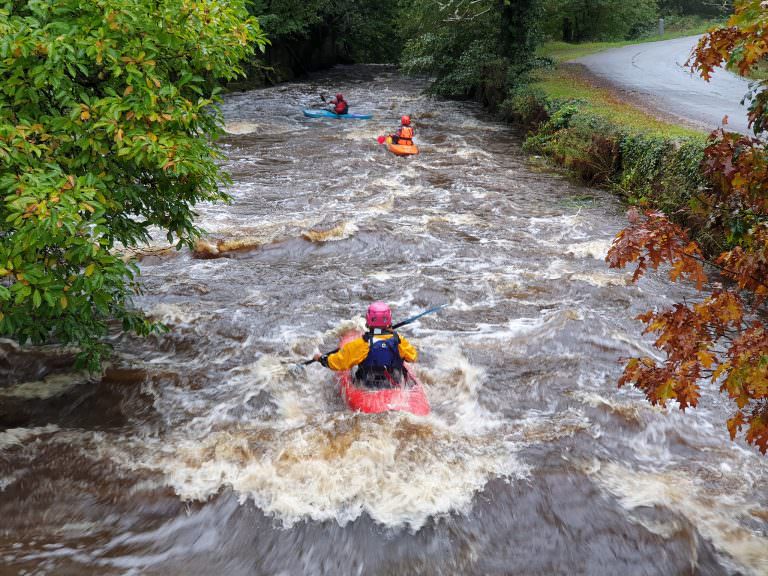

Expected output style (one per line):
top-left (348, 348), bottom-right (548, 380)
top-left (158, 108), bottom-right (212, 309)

top-left (356, 331), bottom-right (404, 388)
top-left (397, 126), bottom-right (414, 145)
top-left (334, 99), bottom-right (348, 115)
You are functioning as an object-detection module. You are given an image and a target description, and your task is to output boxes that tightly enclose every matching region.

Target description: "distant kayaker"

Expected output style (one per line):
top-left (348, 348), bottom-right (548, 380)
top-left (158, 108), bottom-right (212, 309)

top-left (314, 302), bottom-right (418, 388)
top-left (328, 93), bottom-right (349, 115)
top-left (389, 115), bottom-right (414, 145)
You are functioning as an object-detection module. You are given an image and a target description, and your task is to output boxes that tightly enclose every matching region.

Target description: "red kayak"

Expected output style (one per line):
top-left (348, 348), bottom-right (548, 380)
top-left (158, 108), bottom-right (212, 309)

top-left (336, 332), bottom-right (430, 416)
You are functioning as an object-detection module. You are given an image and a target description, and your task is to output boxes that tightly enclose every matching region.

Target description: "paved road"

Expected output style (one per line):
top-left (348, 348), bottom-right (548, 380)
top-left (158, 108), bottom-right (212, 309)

top-left (575, 36), bottom-right (754, 135)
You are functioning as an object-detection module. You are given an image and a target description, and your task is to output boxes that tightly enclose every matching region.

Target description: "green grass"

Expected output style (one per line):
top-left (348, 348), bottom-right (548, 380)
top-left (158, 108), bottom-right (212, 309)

top-left (530, 19), bottom-right (724, 138)
top-left (532, 67), bottom-right (706, 138)
top-left (538, 19), bottom-right (723, 64)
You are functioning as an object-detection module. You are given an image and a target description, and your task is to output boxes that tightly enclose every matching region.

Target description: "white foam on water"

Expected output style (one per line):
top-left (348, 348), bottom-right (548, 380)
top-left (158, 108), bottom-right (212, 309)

top-left (570, 271), bottom-right (629, 287)
top-left (194, 215), bottom-right (321, 249)
top-left (239, 289), bottom-right (270, 308)
top-left (416, 346), bottom-right (496, 433)
top-left (424, 212), bottom-right (485, 228)
top-left (97, 342), bottom-right (597, 531)
top-left (540, 258), bottom-right (630, 287)
top-left (223, 122), bottom-right (261, 134)
top-left (0, 373), bottom-right (89, 400)
top-left (0, 469), bottom-right (24, 491)
top-left (101, 395), bottom-right (531, 531)
top-left (595, 461), bottom-right (768, 575)
top-left (341, 127), bottom-right (380, 142)
top-left (461, 309), bottom-right (582, 344)
top-left (366, 271), bottom-right (398, 281)
top-left (0, 425), bottom-right (60, 452)
top-left (565, 238), bottom-right (614, 260)
top-left (231, 355), bottom-right (289, 393)
top-left (570, 390), bottom-right (663, 425)
top-left (603, 329), bottom-right (665, 361)
top-left (126, 414), bottom-right (527, 530)
top-left (223, 118), bottom-right (300, 136)
top-left (145, 303), bottom-right (210, 327)
top-left (357, 195), bottom-right (395, 216)
top-left (301, 221), bottom-right (359, 243)
top-left (527, 213), bottom-right (589, 240)
top-left (513, 408), bottom-right (593, 444)
top-left (453, 146), bottom-right (492, 161)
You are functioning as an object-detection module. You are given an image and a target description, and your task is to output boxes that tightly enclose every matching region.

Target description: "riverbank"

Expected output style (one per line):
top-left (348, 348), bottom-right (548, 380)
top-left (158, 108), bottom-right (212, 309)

top-left (506, 44), bottom-right (715, 249)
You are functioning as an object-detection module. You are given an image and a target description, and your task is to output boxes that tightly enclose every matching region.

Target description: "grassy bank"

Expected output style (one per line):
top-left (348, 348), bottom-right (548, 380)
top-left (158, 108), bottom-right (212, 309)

top-left (530, 66), bottom-right (703, 138)
top-left (506, 36), bottom-right (717, 248)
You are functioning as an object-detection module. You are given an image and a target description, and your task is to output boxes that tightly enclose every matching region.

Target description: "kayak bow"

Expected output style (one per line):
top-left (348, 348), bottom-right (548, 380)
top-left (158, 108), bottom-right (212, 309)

top-left (336, 331), bottom-right (430, 416)
top-left (385, 136), bottom-right (419, 156)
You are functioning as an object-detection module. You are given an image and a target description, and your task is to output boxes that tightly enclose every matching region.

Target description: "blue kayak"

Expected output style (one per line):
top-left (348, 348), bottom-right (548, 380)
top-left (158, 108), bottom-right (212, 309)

top-left (303, 109), bottom-right (372, 120)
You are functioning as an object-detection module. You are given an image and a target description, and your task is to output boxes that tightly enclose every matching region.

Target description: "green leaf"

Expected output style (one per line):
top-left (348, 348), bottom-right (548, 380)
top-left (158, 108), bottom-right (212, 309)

top-left (0, 0), bottom-right (262, 369)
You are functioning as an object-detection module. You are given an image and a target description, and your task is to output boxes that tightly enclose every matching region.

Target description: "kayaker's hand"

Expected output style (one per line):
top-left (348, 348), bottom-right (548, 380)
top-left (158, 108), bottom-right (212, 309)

top-left (314, 353), bottom-right (329, 367)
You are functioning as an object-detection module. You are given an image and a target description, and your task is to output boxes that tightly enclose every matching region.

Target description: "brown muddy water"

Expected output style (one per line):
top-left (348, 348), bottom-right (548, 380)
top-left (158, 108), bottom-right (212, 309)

top-left (1, 66), bottom-right (766, 576)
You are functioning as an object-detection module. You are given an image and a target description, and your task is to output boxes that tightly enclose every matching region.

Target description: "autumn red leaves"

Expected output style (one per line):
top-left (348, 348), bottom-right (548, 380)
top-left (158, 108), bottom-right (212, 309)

top-left (607, 0), bottom-right (768, 453)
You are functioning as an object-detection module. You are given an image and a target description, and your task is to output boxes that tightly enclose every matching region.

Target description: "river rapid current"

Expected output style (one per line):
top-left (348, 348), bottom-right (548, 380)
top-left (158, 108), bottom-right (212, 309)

top-left (1, 66), bottom-right (766, 576)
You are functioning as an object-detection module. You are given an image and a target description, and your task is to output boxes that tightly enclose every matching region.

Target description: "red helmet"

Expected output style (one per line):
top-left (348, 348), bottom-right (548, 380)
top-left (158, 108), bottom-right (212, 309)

top-left (401, 115), bottom-right (411, 126)
top-left (366, 301), bottom-right (392, 329)
top-left (336, 93), bottom-right (344, 101)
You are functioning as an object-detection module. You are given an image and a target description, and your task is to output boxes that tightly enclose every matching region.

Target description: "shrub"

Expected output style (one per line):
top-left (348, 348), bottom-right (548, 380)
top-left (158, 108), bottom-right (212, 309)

top-left (0, 0), bottom-right (266, 369)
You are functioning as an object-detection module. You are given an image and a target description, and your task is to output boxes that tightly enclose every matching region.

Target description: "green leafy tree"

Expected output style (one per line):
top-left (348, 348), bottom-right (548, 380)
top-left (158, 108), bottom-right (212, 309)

top-left (540, 0), bottom-right (659, 42)
top-left (248, 0), bottom-right (399, 73)
top-left (400, 0), bottom-right (541, 105)
top-left (658, 0), bottom-right (732, 16)
top-left (336, 0), bottom-right (401, 63)
top-left (0, 0), bottom-right (266, 369)
top-left (248, 0), bottom-right (327, 38)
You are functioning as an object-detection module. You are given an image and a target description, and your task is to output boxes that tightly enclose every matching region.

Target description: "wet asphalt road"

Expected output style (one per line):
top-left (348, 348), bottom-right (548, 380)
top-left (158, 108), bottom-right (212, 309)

top-left (575, 35), bottom-right (755, 135)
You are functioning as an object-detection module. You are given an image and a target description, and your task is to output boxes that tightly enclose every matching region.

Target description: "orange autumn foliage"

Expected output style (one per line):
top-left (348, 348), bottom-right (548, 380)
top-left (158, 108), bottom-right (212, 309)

top-left (690, 0), bottom-right (768, 133)
top-left (608, 0), bottom-right (768, 454)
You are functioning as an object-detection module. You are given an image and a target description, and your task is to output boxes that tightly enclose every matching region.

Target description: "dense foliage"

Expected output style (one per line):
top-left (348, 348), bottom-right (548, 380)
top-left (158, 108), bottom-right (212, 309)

top-left (248, 0), bottom-right (399, 77)
top-left (607, 0), bottom-right (768, 453)
top-left (0, 0), bottom-right (266, 369)
top-left (658, 0), bottom-right (732, 16)
top-left (540, 0), bottom-right (659, 42)
top-left (400, 0), bottom-right (540, 106)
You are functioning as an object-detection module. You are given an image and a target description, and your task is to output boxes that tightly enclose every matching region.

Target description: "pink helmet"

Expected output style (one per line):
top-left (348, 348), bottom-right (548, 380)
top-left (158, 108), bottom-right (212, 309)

top-left (366, 301), bottom-right (392, 328)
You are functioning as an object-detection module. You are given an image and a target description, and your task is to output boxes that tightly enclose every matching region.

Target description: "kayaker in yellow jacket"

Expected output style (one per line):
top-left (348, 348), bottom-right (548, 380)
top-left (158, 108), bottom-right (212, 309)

top-left (314, 301), bottom-right (417, 388)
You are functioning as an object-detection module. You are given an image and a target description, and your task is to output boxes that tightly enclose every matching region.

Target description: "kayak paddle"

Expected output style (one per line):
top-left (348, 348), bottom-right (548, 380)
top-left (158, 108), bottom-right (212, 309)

top-left (377, 135), bottom-right (386, 144)
top-left (393, 304), bottom-right (448, 328)
top-left (290, 304), bottom-right (448, 369)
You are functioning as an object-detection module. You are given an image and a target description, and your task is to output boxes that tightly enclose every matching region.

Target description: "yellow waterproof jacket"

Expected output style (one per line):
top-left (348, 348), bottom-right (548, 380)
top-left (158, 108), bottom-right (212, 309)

top-left (327, 333), bottom-right (417, 372)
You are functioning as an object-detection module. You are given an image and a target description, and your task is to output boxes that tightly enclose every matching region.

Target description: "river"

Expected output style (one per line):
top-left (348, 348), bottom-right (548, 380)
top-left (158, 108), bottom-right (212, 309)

top-left (1, 65), bottom-right (766, 576)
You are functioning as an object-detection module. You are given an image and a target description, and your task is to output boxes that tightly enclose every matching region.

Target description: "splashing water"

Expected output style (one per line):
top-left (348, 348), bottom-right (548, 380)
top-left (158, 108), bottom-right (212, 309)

top-left (1, 65), bottom-right (766, 575)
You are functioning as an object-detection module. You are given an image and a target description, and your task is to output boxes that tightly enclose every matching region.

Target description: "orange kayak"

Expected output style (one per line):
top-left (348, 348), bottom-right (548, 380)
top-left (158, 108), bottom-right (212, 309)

top-left (336, 332), bottom-right (430, 416)
top-left (385, 136), bottom-right (419, 157)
